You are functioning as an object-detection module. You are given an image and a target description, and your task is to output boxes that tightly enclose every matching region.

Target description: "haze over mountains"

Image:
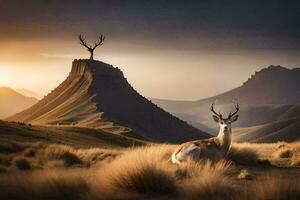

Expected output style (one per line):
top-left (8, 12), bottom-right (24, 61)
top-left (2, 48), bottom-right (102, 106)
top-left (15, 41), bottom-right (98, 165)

top-left (16, 88), bottom-right (44, 99)
top-left (0, 87), bottom-right (38, 119)
top-left (8, 59), bottom-right (209, 142)
top-left (152, 65), bottom-right (300, 142)
top-left (4, 63), bottom-right (300, 143)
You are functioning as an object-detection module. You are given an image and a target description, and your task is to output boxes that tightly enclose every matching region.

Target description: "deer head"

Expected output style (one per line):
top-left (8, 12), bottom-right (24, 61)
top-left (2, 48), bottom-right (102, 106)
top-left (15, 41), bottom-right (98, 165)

top-left (210, 102), bottom-right (239, 134)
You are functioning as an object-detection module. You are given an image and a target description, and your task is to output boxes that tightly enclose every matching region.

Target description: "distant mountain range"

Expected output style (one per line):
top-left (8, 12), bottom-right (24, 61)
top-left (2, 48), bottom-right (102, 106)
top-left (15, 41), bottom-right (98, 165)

top-left (0, 87), bottom-right (38, 119)
top-left (16, 88), bottom-right (44, 99)
top-left (7, 60), bottom-right (209, 142)
top-left (152, 65), bottom-right (300, 142)
top-left (5, 64), bottom-right (300, 143)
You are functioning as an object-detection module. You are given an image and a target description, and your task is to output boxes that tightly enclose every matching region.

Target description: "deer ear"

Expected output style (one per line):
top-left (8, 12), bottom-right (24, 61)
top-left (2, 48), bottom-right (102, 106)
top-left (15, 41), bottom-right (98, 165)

top-left (230, 115), bottom-right (239, 122)
top-left (212, 115), bottom-right (219, 123)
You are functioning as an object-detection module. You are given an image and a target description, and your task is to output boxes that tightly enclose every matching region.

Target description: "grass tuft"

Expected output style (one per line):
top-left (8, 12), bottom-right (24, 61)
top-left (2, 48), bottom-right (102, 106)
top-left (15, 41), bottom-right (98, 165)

top-left (273, 147), bottom-right (293, 158)
top-left (23, 147), bottom-right (37, 157)
top-left (237, 169), bottom-right (253, 180)
top-left (93, 145), bottom-right (178, 198)
top-left (37, 144), bottom-right (82, 166)
top-left (12, 156), bottom-right (31, 170)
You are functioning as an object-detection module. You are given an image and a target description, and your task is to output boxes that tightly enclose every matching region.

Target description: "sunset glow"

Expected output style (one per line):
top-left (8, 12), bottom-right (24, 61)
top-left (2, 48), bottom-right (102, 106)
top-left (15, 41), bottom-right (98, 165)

top-left (0, 1), bottom-right (299, 100)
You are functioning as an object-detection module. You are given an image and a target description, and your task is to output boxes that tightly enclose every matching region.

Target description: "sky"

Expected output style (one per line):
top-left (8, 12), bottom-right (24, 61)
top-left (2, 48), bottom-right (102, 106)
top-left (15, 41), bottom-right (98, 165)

top-left (0, 0), bottom-right (299, 100)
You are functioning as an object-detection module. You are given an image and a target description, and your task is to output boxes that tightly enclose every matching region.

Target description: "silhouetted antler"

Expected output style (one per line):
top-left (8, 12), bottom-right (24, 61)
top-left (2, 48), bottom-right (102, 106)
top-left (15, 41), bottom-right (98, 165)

top-left (94, 35), bottom-right (105, 49)
top-left (228, 103), bottom-right (239, 119)
top-left (78, 34), bottom-right (106, 60)
top-left (79, 34), bottom-right (91, 49)
top-left (210, 103), bottom-right (223, 119)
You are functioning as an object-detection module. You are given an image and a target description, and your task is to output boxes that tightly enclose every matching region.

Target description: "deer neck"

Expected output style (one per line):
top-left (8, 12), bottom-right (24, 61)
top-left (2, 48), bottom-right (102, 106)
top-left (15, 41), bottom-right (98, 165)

top-left (217, 128), bottom-right (232, 153)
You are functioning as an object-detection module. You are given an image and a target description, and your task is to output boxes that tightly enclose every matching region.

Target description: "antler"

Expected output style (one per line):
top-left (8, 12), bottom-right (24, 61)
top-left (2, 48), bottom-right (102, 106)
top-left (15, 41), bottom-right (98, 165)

top-left (228, 103), bottom-right (239, 119)
top-left (79, 34), bottom-right (91, 49)
top-left (93, 35), bottom-right (105, 49)
top-left (79, 34), bottom-right (105, 50)
top-left (210, 103), bottom-right (223, 119)
top-left (78, 34), bottom-right (90, 49)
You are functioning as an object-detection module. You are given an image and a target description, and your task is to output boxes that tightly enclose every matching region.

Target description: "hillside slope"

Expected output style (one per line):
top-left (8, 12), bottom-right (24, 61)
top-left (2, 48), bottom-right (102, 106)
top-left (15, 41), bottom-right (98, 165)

top-left (233, 117), bottom-right (300, 143)
top-left (0, 87), bottom-right (38, 119)
top-left (8, 59), bottom-right (209, 142)
top-left (152, 65), bottom-right (300, 131)
top-left (0, 120), bottom-right (145, 148)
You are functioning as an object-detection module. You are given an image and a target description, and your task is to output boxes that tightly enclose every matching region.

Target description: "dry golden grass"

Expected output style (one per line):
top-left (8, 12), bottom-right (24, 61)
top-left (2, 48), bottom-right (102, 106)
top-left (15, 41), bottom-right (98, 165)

top-left (178, 160), bottom-right (236, 200)
top-left (227, 143), bottom-right (260, 165)
top-left (0, 170), bottom-right (90, 200)
top-left (90, 145), bottom-right (179, 199)
top-left (271, 142), bottom-right (300, 166)
top-left (273, 147), bottom-right (293, 158)
top-left (76, 148), bottom-right (120, 167)
top-left (37, 144), bottom-right (83, 166)
top-left (11, 156), bottom-right (32, 170)
top-left (291, 151), bottom-right (300, 166)
top-left (246, 176), bottom-right (300, 200)
top-left (88, 145), bottom-right (236, 200)
top-left (0, 141), bottom-right (120, 172)
top-left (1, 142), bottom-right (300, 199)
top-left (0, 141), bottom-right (44, 154)
top-left (237, 169), bottom-right (253, 180)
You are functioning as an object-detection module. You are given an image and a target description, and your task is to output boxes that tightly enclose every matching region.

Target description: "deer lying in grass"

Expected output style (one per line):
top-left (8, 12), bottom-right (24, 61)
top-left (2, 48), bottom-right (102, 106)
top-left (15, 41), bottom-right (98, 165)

top-left (171, 102), bottom-right (239, 164)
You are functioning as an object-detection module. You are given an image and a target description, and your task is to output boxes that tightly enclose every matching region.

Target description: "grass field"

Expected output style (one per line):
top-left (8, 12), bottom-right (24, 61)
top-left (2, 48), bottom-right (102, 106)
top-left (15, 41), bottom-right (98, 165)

top-left (1, 121), bottom-right (300, 200)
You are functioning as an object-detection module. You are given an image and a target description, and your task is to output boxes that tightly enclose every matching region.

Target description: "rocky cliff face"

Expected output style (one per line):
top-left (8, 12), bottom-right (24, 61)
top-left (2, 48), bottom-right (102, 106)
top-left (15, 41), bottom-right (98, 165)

top-left (210, 65), bottom-right (300, 104)
top-left (8, 59), bottom-right (209, 142)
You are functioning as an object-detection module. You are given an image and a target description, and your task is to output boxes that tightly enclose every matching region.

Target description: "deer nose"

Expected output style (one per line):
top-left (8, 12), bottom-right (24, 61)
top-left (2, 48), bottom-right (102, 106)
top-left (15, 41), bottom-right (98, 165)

top-left (224, 126), bottom-right (228, 130)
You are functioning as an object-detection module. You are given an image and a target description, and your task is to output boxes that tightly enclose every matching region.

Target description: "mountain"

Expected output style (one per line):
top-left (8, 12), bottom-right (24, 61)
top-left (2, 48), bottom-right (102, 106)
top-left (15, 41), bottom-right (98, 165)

top-left (0, 87), bottom-right (38, 119)
top-left (8, 59), bottom-right (209, 142)
top-left (233, 117), bottom-right (300, 143)
top-left (152, 65), bottom-right (300, 133)
top-left (16, 88), bottom-right (44, 99)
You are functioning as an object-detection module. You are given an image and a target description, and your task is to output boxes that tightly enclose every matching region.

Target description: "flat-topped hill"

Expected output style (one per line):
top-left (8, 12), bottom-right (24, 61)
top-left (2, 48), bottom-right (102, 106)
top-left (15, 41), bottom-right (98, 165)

top-left (8, 59), bottom-right (209, 142)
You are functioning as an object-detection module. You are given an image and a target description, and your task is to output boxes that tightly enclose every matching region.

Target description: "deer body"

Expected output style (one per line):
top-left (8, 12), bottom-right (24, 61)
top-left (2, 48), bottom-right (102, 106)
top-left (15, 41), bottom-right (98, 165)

top-left (171, 103), bottom-right (239, 164)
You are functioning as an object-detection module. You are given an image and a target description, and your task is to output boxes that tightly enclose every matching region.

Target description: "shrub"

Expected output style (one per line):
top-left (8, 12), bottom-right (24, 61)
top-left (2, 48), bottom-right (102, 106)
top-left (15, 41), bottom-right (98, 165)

top-left (91, 145), bottom-right (179, 199)
top-left (37, 144), bottom-right (82, 166)
top-left (12, 156), bottom-right (31, 170)
top-left (23, 147), bottom-right (37, 157)
top-left (77, 148), bottom-right (120, 166)
top-left (273, 147), bottom-right (293, 158)
top-left (237, 169), bottom-right (253, 180)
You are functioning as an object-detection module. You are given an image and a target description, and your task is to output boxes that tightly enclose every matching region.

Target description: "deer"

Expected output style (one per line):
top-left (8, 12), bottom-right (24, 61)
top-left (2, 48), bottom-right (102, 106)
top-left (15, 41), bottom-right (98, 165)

top-left (79, 34), bottom-right (105, 60)
top-left (171, 102), bottom-right (239, 164)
